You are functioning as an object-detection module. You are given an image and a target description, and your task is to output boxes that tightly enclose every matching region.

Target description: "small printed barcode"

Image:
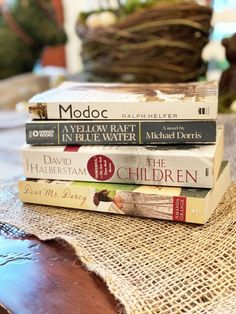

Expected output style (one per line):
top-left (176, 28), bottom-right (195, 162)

top-left (198, 107), bottom-right (209, 115)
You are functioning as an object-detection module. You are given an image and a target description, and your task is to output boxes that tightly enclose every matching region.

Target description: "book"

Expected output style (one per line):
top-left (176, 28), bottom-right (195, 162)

top-left (28, 81), bottom-right (218, 121)
top-left (18, 161), bottom-right (230, 224)
top-left (21, 126), bottom-right (224, 188)
top-left (25, 120), bottom-right (216, 145)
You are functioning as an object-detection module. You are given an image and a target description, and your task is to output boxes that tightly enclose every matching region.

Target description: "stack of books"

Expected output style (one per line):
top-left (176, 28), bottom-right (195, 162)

top-left (19, 81), bottom-right (230, 224)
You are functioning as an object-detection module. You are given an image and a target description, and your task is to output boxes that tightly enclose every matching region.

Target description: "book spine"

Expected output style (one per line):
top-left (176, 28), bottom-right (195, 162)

top-left (21, 146), bottom-right (215, 188)
top-left (26, 120), bottom-right (216, 145)
top-left (28, 101), bottom-right (217, 120)
top-left (18, 180), bottom-right (206, 224)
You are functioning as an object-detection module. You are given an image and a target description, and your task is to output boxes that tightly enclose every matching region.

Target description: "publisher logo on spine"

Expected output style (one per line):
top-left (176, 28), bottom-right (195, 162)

top-left (28, 129), bottom-right (54, 138)
top-left (87, 155), bottom-right (115, 181)
top-left (198, 107), bottom-right (209, 115)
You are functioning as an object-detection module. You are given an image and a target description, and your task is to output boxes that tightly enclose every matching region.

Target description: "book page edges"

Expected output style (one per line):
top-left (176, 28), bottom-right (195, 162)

top-left (204, 161), bottom-right (230, 224)
top-left (213, 126), bottom-right (224, 185)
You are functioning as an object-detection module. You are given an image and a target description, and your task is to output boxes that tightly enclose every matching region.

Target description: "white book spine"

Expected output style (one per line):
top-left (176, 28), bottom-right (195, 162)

top-left (29, 101), bottom-right (217, 120)
top-left (22, 146), bottom-right (215, 188)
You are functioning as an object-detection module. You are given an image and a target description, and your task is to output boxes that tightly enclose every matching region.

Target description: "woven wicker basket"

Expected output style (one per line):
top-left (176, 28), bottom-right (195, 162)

top-left (76, 1), bottom-right (212, 83)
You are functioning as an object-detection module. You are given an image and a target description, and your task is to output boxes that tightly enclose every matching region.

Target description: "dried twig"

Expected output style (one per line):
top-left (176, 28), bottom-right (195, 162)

top-left (77, 2), bottom-right (212, 83)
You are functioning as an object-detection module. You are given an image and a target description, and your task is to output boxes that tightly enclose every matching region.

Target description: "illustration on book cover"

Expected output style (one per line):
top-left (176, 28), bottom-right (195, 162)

top-left (64, 81), bottom-right (217, 103)
top-left (92, 188), bottom-right (181, 221)
top-left (28, 81), bottom-right (218, 120)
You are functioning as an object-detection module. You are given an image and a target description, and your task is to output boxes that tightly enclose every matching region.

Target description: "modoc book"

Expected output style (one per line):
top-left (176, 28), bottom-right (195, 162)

top-left (25, 120), bottom-right (216, 145)
top-left (28, 81), bottom-right (218, 121)
top-left (18, 161), bottom-right (230, 224)
top-left (21, 127), bottom-right (224, 188)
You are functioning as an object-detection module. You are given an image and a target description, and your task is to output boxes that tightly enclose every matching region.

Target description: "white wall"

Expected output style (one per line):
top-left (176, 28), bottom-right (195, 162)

top-left (203, 8), bottom-right (236, 62)
top-left (62, 0), bottom-right (83, 73)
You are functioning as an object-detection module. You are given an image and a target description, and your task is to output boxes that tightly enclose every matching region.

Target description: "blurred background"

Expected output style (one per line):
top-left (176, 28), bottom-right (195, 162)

top-left (61, 0), bottom-right (236, 78)
top-left (59, 1), bottom-right (236, 77)
top-left (1, 0), bottom-right (236, 112)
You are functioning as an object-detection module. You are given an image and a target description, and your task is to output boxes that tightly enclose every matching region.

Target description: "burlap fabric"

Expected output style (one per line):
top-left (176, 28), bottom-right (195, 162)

top-left (0, 113), bottom-right (236, 314)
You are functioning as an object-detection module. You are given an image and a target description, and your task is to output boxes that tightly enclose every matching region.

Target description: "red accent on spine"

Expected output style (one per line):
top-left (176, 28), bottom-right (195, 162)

top-left (87, 155), bottom-right (115, 181)
top-left (64, 146), bottom-right (80, 152)
top-left (173, 196), bottom-right (186, 222)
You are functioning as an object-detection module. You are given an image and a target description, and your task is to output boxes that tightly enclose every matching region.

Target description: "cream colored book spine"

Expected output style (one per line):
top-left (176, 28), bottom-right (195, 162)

top-left (28, 81), bottom-right (218, 120)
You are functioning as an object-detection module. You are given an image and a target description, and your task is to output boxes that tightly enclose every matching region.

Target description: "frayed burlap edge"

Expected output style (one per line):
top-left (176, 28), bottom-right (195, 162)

top-left (1, 180), bottom-right (236, 314)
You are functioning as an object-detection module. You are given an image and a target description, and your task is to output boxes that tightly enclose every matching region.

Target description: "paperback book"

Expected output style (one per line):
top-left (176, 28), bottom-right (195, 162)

top-left (25, 120), bottom-right (216, 145)
top-left (18, 161), bottom-right (230, 224)
top-left (28, 81), bottom-right (218, 121)
top-left (21, 126), bottom-right (224, 188)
